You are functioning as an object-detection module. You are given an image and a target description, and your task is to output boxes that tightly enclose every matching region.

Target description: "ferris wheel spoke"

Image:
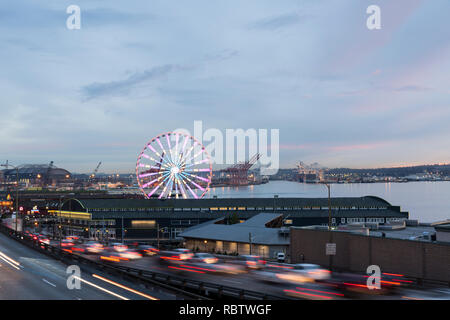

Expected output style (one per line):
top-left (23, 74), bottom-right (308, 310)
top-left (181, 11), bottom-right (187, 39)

top-left (184, 158), bottom-right (210, 169)
top-left (138, 172), bottom-right (161, 179)
top-left (181, 171), bottom-right (211, 183)
top-left (179, 142), bottom-right (197, 167)
top-left (166, 134), bottom-right (175, 165)
top-left (184, 182), bottom-right (199, 199)
top-left (175, 133), bottom-right (180, 162)
top-left (176, 178), bottom-right (187, 199)
top-left (179, 172), bottom-right (205, 193)
top-left (142, 153), bottom-right (171, 170)
top-left (141, 177), bottom-right (161, 189)
top-left (156, 137), bottom-right (175, 166)
top-left (158, 174), bottom-right (174, 199)
top-left (147, 183), bottom-right (162, 198)
top-left (182, 148), bottom-right (205, 166)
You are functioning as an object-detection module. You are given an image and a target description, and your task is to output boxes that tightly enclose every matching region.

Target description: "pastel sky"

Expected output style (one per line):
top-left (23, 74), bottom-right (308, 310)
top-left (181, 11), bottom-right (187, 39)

top-left (0, 0), bottom-right (449, 173)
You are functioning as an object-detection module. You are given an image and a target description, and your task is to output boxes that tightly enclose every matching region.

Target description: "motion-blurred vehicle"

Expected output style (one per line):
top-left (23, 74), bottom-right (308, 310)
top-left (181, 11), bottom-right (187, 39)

top-left (158, 250), bottom-right (193, 265)
top-left (136, 244), bottom-right (159, 256)
top-left (60, 239), bottom-right (74, 248)
top-left (291, 264), bottom-right (331, 281)
top-left (38, 235), bottom-right (50, 245)
top-left (110, 242), bottom-right (128, 252)
top-left (256, 263), bottom-right (330, 285)
top-left (173, 248), bottom-right (194, 259)
top-left (83, 241), bottom-right (104, 254)
top-left (65, 236), bottom-right (82, 244)
top-left (324, 271), bottom-right (406, 297)
top-left (234, 255), bottom-right (266, 270)
top-left (101, 243), bottom-right (142, 261)
top-left (191, 253), bottom-right (218, 264)
top-left (277, 252), bottom-right (286, 263)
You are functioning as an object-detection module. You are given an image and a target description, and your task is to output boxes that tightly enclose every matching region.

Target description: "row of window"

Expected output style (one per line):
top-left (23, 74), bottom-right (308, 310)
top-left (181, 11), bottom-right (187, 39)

top-left (89, 206), bottom-right (389, 212)
top-left (284, 217), bottom-right (404, 225)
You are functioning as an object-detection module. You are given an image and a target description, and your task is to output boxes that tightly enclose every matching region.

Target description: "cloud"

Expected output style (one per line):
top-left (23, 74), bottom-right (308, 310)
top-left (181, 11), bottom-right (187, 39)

top-left (394, 85), bottom-right (432, 92)
top-left (249, 12), bottom-right (309, 30)
top-left (81, 64), bottom-right (181, 100)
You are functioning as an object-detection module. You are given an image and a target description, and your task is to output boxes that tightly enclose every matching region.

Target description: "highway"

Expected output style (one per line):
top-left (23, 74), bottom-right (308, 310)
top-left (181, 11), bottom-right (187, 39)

top-left (1, 230), bottom-right (449, 300)
top-left (0, 232), bottom-right (182, 300)
top-left (80, 250), bottom-right (450, 300)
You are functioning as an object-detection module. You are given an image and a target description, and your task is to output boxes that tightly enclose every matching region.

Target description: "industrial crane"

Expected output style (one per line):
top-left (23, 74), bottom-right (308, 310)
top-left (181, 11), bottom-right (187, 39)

top-left (89, 162), bottom-right (102, 181)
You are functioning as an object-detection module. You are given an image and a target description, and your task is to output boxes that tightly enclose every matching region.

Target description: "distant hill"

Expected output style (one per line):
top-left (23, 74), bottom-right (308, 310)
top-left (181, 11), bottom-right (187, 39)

top-left (326, 164), bottom-right (450, 176)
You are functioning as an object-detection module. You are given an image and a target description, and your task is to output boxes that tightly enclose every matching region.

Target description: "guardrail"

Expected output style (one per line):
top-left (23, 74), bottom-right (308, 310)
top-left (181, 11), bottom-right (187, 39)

top-left (0, 223), bottom-right (286, 300)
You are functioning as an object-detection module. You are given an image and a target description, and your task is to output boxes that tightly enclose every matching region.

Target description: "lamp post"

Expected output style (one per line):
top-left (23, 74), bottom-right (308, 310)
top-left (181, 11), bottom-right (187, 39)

top-left (1, 162), bottom-right (19, 233)
top-left (58, 195), bottom-right (64, 247)
top-left (322, 182), bottom-right (332, 230)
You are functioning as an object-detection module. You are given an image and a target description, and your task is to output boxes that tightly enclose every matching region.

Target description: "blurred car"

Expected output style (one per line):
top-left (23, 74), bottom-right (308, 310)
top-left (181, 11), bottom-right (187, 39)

top-left (136, 244), bottom-right (159, 256)
top-left (65, 236), bottom-right (82, 244)
top-left (291, 264), bottom-right (331, 281)
top-left (234, 255), bottom-right (266, 270)
top-left (111, 243), bottom-right (128, 252)
top-left (84, 241), bottom-right (104, 254)
top-left (183, 253), bottom-right (246, 275)
top-left (191, 253), bottom-right (218, 264)
top-left (158, 250), bottom-right (193, 264)
top-left (115, 249), bottom-right (142, 260)
top-left (173, 248), bottom-right (194, 260)
top-left (324, 271), bottom-right (404, 297)
top-left (100, 248), bottom-right (142, 262)
top-left (261, 263), bottom-right (330, 285)
top-left (38, 235), bottom-right (50, 245)
top-left (60, 239), bottom-right (75, 248)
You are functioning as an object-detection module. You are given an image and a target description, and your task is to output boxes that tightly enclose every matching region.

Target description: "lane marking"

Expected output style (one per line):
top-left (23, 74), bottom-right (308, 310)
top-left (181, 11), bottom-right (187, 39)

top-left (92, 274), bottom-right (159, 300)
top-left (73, 276), bottom-right (129, 300)
top-left (0, 255), bottom-right (20, 270)
top-left (402, 296), bottom-right (424, 300)
top-left (0, 250), bottom-right (21, 269)
top-left (42, 278), bottom-right (56, 287)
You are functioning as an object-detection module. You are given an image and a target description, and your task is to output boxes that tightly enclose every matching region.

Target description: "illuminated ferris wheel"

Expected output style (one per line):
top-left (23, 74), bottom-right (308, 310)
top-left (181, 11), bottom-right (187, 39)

top-left (136, 132), bottom-right (212, 199)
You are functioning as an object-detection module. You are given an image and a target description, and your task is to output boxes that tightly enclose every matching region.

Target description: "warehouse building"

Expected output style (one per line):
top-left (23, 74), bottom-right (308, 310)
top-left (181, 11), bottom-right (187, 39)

top-left (180, 213), bottom-right (290, 258)
top-left (44, 196), bottom-right (408, 241)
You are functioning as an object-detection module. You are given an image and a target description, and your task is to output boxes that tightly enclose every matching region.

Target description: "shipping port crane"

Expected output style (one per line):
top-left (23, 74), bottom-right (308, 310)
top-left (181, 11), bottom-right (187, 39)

top-left (89, 162), bottom-right (102, 181)
top-left (222, 153), bottom-right (261, 186)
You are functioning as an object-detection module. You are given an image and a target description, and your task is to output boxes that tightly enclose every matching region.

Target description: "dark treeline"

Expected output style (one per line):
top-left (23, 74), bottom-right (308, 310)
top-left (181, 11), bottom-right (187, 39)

top-left (326, 164), bottom-right (450, 176)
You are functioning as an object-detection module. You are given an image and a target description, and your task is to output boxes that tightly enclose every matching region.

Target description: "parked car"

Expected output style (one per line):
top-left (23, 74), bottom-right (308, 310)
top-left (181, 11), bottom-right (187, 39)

top-left (277, 252), bottom-right (286, 263)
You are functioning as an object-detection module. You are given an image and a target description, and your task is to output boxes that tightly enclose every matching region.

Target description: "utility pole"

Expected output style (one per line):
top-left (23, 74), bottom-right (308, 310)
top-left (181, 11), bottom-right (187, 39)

top-left (249, 232), bottom-right (252, 255)
top-left (157, 223), bottom-right (160, 249)
top-left (121, 217), bottom-right (124, 243)
top-left (58, 195), bottom-right (63, 247)
top-left (324, 183), bottom-right (332, 230)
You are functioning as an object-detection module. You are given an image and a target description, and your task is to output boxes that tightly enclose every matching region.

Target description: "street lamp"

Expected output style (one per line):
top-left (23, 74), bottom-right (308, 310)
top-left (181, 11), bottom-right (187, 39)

top-left (1, 162), bottom-right (19, 233)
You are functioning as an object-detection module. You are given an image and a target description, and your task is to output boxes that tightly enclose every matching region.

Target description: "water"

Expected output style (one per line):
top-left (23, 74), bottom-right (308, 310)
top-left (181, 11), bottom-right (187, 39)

top-left (207, 180), bottom-right (450, 223)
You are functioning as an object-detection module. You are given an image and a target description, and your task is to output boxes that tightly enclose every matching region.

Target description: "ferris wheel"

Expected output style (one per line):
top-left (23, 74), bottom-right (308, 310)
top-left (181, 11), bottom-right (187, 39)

top-left (136, 132), bottom-right (212, 199)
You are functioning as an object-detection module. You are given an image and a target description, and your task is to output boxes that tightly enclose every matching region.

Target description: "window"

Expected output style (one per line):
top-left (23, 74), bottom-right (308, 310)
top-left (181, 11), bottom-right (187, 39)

top-left (341, 218), bottom-right (346, 223)
top-left (131, 220), bottom-right (156, 229)
top-left (284, 219), bottom-right (293, 225)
